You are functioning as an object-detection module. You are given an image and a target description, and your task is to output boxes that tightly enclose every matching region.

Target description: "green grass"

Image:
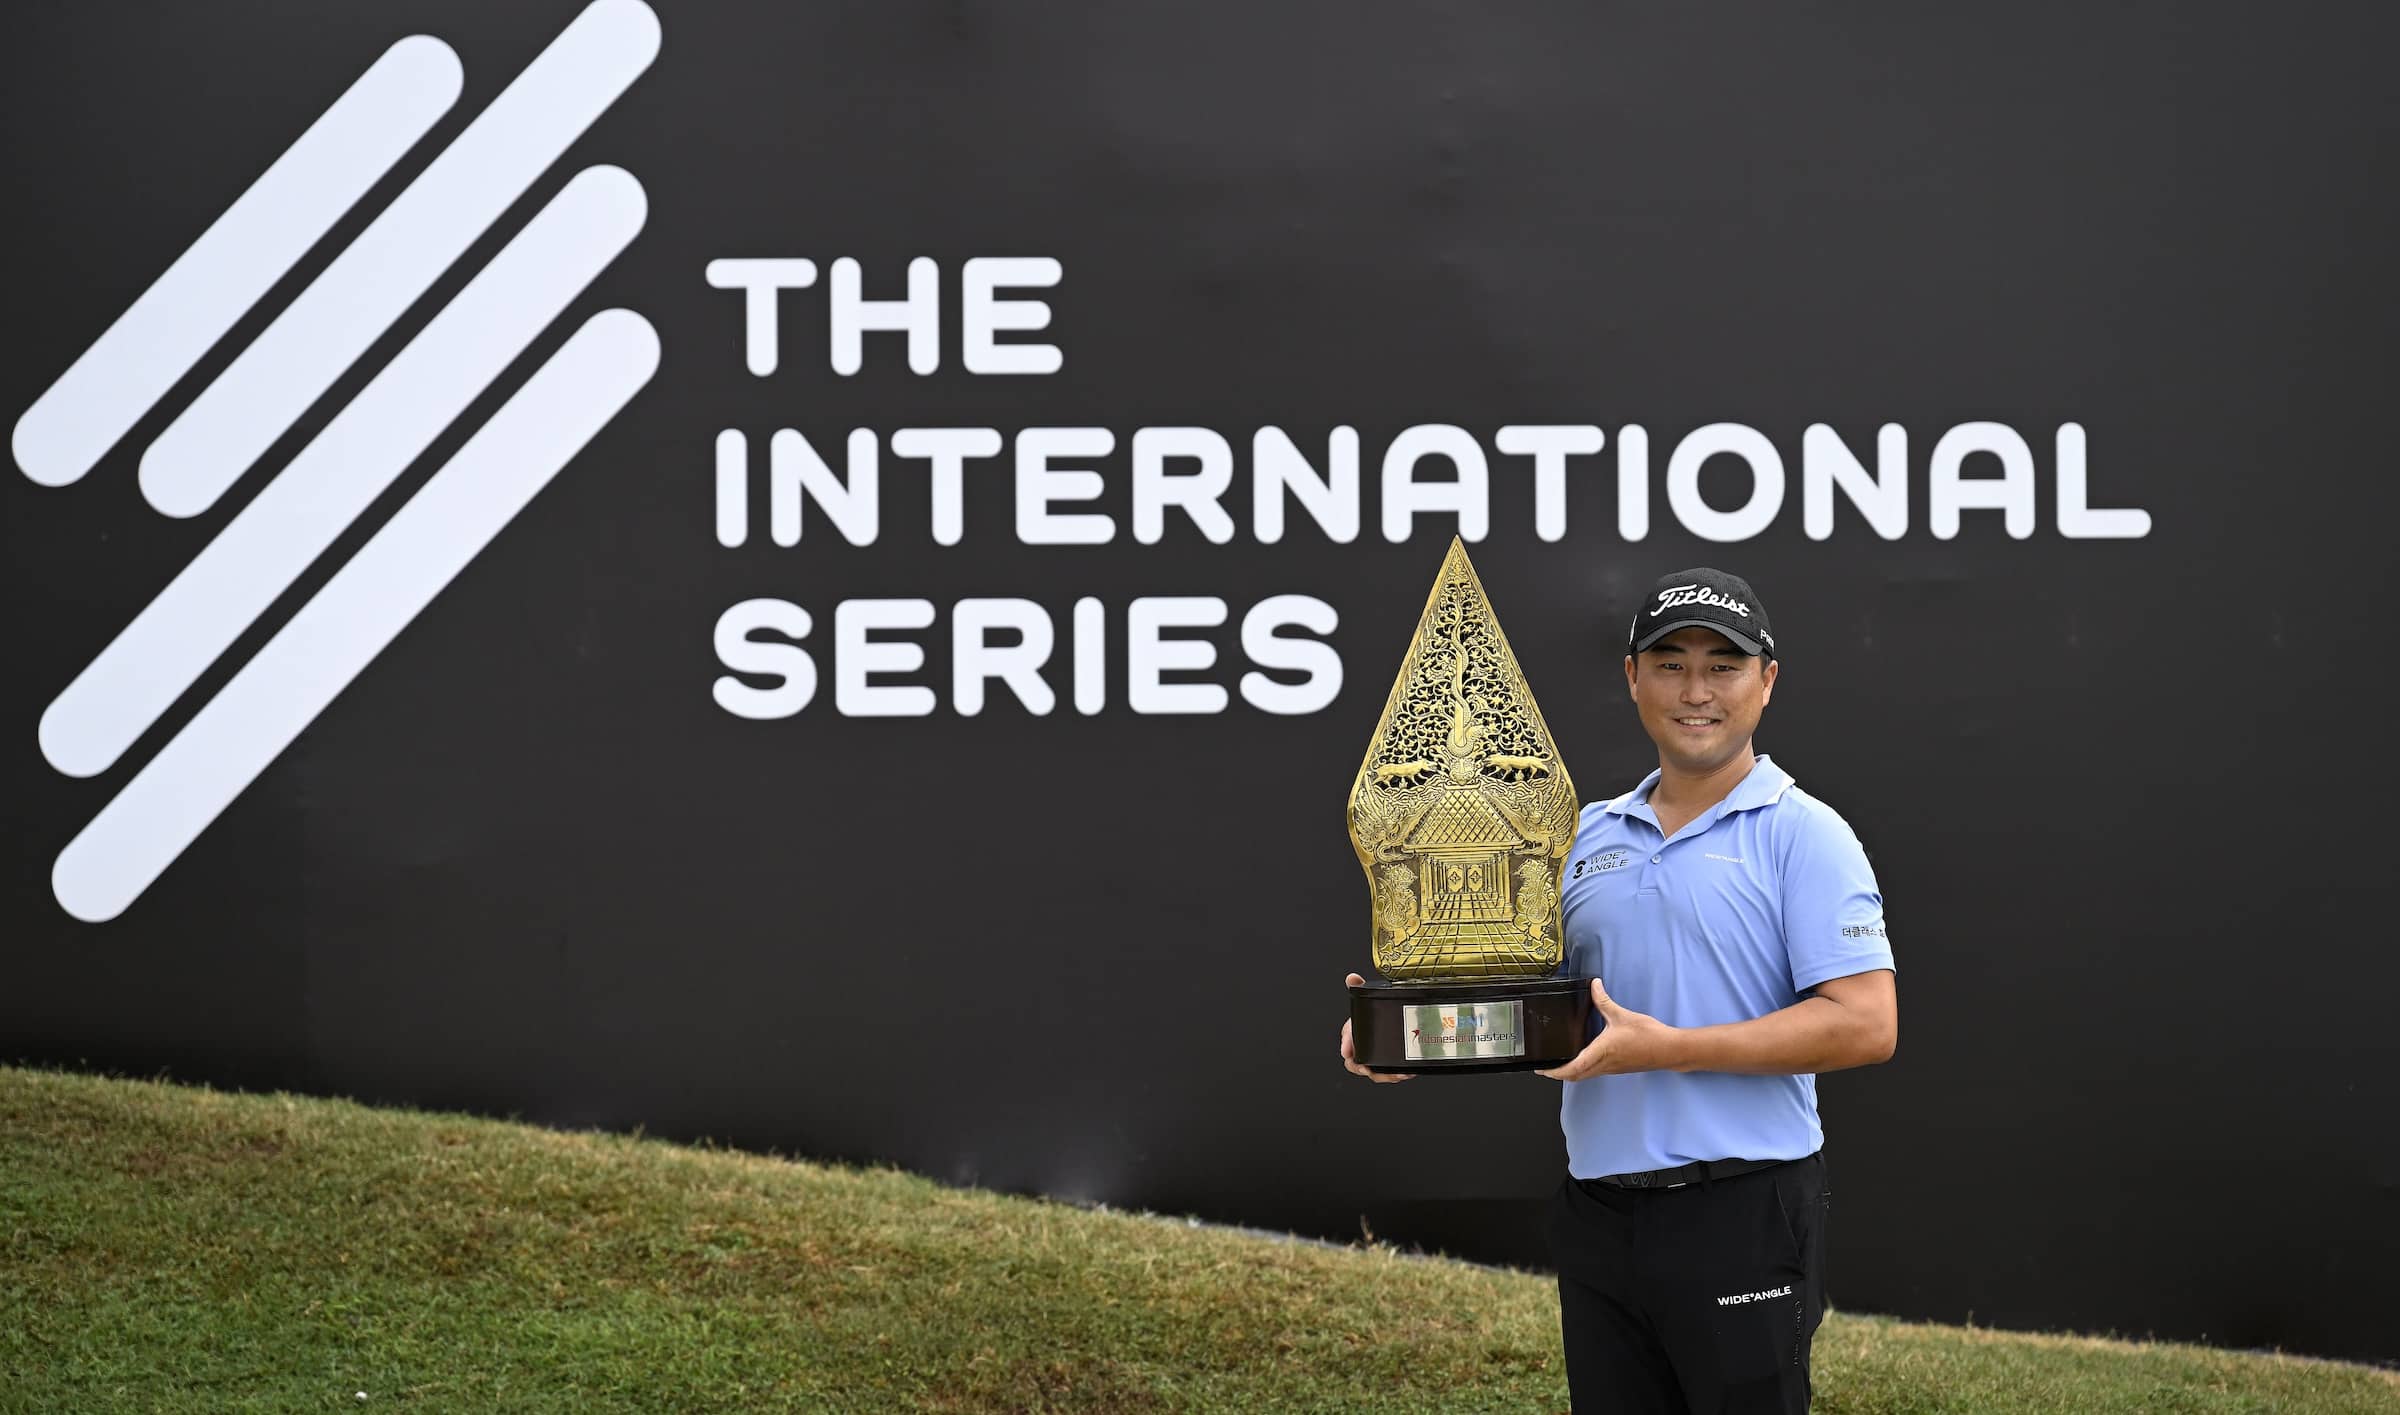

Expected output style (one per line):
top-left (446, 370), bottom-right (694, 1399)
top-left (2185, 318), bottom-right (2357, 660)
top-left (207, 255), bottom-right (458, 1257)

top-left (1, 1067), bottom-right (2391, 1414)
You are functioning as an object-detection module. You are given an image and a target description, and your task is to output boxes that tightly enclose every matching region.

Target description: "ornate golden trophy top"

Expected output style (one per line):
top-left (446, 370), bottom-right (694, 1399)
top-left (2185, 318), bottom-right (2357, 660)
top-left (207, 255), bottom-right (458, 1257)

top-left (1348, 538), bottom-right (1580, 982)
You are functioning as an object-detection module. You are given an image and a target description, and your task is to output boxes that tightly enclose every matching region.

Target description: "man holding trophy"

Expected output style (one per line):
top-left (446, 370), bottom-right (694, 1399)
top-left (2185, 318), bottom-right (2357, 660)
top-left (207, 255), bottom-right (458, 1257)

top-left (1338, 547), bottom-right (1898, 1413)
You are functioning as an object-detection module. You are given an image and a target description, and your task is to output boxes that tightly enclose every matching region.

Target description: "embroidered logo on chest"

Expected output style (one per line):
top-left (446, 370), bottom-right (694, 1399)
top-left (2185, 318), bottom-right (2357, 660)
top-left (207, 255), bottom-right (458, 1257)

top-left (1570, 848), bottom-right (1632, 879)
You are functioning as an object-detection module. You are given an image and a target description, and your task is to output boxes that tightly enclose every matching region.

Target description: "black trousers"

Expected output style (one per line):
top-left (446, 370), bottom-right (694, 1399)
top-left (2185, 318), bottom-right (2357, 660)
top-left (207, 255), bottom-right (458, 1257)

top-left (1548, 1153), bottom-right (1828, 1414)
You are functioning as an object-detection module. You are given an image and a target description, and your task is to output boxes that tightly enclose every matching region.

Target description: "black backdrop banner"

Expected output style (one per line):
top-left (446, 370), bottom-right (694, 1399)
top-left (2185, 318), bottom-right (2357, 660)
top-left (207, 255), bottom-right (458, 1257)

top-left (7, 0), bottom-right (2396, 1365)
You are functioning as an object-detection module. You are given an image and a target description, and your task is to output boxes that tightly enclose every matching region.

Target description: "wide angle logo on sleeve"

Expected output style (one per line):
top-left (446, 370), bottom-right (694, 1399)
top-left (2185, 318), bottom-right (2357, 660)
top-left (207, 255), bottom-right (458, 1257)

top-left (13, 0), bottom-right (664, 923)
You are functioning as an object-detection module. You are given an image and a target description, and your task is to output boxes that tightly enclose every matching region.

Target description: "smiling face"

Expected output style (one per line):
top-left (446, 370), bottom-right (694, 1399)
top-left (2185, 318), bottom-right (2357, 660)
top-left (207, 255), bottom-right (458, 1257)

top-left (1622, 628), bottom-right (1778, 775)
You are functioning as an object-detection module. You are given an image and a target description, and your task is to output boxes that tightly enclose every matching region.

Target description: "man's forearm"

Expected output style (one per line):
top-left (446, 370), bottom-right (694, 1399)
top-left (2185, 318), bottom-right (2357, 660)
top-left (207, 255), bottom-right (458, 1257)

top-left (1661, 994), bottom-right (1895, 1075)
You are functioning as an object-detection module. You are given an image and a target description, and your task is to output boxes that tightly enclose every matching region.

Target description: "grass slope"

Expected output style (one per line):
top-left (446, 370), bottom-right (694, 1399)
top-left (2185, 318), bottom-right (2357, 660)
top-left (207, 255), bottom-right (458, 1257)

top-left (1, 1067), bottom-right (2391, 1413)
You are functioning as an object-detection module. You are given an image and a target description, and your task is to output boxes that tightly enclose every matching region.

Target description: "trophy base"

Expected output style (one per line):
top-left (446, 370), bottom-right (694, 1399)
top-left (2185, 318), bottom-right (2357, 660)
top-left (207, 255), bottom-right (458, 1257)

top-left (1348, 975), bottom-right (1596, 1074)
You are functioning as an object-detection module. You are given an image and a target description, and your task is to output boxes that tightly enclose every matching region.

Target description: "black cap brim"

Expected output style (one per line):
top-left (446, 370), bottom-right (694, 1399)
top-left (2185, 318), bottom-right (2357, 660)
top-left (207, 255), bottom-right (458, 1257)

top-left (1629, 617), bottom-right (1768, 657)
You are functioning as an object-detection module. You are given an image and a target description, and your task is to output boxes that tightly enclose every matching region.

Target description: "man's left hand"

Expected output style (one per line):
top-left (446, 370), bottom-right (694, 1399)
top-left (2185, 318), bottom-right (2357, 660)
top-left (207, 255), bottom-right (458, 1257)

top-left (1536, 978), bottom-right (1683, 1081)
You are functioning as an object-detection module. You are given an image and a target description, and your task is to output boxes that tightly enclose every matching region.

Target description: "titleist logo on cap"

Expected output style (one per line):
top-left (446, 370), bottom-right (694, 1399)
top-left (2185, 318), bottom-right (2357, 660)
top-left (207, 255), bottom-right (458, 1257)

top-left (1650, 584), bottom-right (1751, 618)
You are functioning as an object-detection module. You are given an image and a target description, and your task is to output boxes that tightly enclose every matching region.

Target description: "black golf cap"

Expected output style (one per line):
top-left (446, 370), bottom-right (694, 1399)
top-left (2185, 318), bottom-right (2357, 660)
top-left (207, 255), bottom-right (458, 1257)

top-left (1627, 568), bottom-right (1776, 659)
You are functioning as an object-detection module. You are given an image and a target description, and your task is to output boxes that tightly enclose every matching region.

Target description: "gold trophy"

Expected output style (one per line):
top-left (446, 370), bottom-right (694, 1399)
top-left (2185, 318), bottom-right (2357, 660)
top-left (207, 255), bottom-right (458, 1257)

top-left (1345, 538), bottom-right (1594, 1072)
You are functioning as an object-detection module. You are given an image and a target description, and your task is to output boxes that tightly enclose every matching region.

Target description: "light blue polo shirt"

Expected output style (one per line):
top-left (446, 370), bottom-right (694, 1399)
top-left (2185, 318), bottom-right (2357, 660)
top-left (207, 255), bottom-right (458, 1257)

top-left (1558, 755), bottom-right (1894, 1179)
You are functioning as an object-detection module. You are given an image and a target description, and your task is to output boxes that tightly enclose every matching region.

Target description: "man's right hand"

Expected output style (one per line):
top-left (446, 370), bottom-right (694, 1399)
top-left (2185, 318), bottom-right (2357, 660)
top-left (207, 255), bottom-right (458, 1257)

top-left (1340, 972), bottom-right (1416, 1082)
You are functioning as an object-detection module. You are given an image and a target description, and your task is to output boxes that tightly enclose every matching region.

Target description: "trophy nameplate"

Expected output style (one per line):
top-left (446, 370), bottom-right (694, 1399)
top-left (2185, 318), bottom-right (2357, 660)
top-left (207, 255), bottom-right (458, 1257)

top-left (1345, 538), bottom-right (1594, 1072)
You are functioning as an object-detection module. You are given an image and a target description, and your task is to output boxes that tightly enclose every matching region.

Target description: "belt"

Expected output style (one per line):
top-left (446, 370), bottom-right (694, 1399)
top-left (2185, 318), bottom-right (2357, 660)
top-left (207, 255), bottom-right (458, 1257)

top-left (1586, 1155), bottom-right (1797, 1190)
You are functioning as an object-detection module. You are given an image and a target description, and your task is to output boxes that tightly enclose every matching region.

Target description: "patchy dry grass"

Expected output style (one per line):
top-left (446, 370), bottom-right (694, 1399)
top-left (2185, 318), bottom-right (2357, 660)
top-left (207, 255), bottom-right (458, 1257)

top-left (1, 1066), bottom-right (2391, 1412)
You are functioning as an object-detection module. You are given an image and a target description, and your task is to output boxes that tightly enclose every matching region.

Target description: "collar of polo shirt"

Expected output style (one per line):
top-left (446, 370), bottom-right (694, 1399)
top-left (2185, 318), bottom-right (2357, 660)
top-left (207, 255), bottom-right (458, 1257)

top-left (1602, 753), bottom-right (1798, 825)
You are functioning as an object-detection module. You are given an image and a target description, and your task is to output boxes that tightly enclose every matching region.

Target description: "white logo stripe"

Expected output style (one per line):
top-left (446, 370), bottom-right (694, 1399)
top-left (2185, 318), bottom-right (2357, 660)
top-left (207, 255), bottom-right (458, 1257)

top-left (39, 166), bottom-right (649, 780)
top-left (138, 0), bottom-right (660, 519)
top-left (52, 310), bottom-right (661, 923)
top-left (10, 36), bottom-right (462, 489)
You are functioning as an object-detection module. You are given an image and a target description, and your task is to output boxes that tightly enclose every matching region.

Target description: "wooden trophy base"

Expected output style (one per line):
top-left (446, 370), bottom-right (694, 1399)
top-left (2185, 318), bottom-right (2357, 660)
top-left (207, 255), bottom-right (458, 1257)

top-left (1347, 975), bottom-right (1596, 1074)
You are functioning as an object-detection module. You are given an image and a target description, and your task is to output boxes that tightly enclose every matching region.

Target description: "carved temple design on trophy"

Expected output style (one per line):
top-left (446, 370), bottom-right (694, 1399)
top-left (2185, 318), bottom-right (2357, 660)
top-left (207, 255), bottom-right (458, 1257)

top-left (1348, 537), bottom-right (1578, 981)
top-left (1343, 537), bottom-right (1593, 1072)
